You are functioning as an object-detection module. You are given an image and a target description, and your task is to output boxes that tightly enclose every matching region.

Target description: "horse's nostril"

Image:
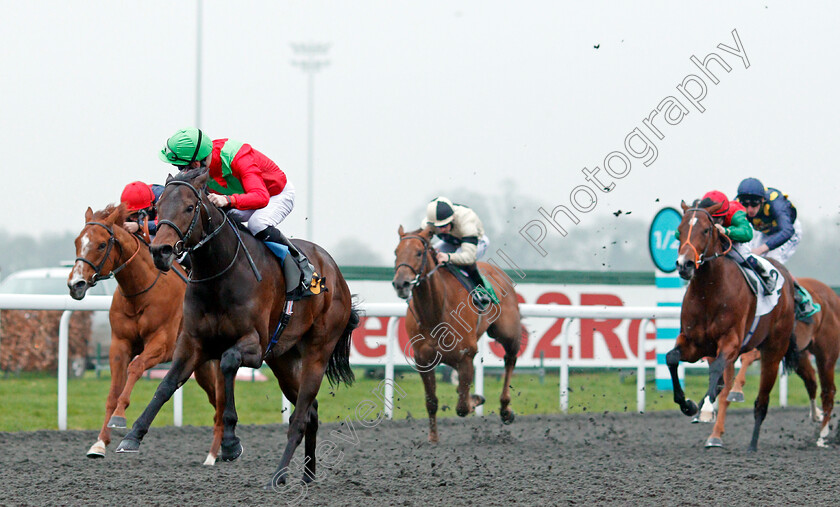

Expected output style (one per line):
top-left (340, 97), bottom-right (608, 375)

top-left (73, 281), bottom-right (86, 290)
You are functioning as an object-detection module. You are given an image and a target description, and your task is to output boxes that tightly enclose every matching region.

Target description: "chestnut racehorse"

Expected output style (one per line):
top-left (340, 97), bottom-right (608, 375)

top-left (116, 169), bottom-right (358, 487)
top-left (68, 204), bottom-right (224, 463)
top-left (668, 200), bottom-right (798, 450)
top-left (730, 277), bottom-right (840, 447)
top-left (392, 226), bottom-right (526, 442)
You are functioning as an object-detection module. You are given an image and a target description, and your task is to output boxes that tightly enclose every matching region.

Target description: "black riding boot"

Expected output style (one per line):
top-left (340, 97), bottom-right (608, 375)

top-left (255, 226), bottom-right (319, 299)
top-left (742, 255), bottom-right (777, 294)
top-left (463, 263), bottom-right (491, 310)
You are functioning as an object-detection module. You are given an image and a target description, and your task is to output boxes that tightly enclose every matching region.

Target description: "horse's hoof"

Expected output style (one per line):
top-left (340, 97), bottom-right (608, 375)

top-left (727, 392), bottom-right (745, 403)
top-left (471, 394), bottom-right (486, 407)
top-left (681, 399), bottom-right (699, 417)
top-left (202, 453), bottom-right (217, 466)
top-left (705, 437), bottom-right (723, 448)
top-left (698, 411), bottom-right (716, 423)
top-left (816, 438), bottom-right (829, 448)
top-left (302, 472), bottom-right (315, 484)
top-left (500, 408), bottom-right (515, 425)
top-left (220, 441), bottom-right (243, 462)
top-left (115, 437), bottom-right (140, 453)
top-left (747, 445), bottom-right (757, 453)
top-left (107, 416), bottom-right (127, 429)
top-left (86, 440), bottom-right (106, 458)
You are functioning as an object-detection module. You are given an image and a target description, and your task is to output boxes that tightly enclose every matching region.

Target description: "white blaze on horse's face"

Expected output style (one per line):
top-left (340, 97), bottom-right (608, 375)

top-left (69, 233), bottom-right (93, 286)
top-left (689, 217), bottom-right (697, 226)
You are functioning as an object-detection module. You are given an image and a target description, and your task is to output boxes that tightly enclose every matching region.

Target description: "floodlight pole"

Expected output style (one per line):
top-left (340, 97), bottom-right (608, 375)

top-left (291, 43), bottom-right (330, 242)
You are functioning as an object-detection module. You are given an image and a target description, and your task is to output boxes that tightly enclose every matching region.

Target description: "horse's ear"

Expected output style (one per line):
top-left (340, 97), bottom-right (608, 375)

top-left (84, 207), bottom-right (93, 222)
top-left (165, 173), bottom-right (174, 184)
top-left (707, 202), bottom-right (723, 215)
top-left (193, 169), bottom-right (209, 190)
top-left (105, 203), bottom-right (123, 225)
top-left (398, 225), bottom-right (405, 236)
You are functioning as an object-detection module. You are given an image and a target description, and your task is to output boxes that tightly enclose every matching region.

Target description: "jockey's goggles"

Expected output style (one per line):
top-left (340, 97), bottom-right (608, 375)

top-left (740, 198), bottom-right (762, 207)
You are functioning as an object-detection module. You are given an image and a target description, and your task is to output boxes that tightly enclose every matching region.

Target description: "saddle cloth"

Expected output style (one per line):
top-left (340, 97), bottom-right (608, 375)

top-left (734, 255), bottom-right (783, 318)
top-left (263, 241), bottom-right (289, 262)
top-left (443, 264), bottom-right (500, 304)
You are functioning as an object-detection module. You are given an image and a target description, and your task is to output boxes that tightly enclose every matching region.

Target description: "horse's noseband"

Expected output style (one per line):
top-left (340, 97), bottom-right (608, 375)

top-left (680, 208), bottom-right (732, 269)
top-left (75, 221), bottom-right (138, 286)
top-left (395, 234), bottom-right (440, 288)
top-left (156, 180), bottom-right (222, 255)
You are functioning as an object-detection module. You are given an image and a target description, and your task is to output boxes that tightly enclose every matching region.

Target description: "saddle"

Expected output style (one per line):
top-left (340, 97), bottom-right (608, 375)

top-left (732, 256), bottom-right (783, 318)
top-left (443, 263), bottom-right (500, 304)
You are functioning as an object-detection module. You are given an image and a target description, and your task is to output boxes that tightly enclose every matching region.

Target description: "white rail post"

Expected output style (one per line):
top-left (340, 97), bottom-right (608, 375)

top-left (474, 333), bottom-right (485, 417)
top-left (637, 319), bottom-right (650, 413)
top-left (384, 317), bottom-right (398, 420)
top-left (560, 318), bottom-right (573, 413)
top-left (779, 366), bottom-right (788, 407)
top-left (173, 386), bottom-right (183, 426)
top-left (58, 310), bottom-right (71, 430)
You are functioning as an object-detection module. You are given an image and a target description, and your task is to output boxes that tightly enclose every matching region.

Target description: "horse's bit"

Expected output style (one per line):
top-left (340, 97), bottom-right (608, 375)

top-left (680, 207), bottom-right (733, 269)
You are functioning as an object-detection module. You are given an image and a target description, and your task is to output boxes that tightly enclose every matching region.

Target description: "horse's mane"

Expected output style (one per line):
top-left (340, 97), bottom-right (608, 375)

top-left (92, 204), bottom-right (119, 220)
top-left (697, 197), bottom-right (717, 210)
top-left (171, 167), bottom-right (206, 184)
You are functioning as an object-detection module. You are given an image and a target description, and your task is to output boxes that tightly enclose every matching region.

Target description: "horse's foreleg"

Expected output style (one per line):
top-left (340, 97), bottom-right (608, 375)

top-left (749, 355), bottom-right (782, 452)
top-left (455, 353), bottom-right (480, 417)
top-left (706, 362), bottom-right (735, 448)
top-left (88, 337), bottom-right (130, 458)
top-left (731, 348), bottom-right (760, 400)
top-left (418, 366), bottom-right (439, 443)
top-left (110, 337), bottom-right (169, 429)
top-left (665, 341), bottom-right (698, 417)
top-left (115, 343), bottom-right (200, 454)
top-left (194, 359), bottom-right (224, 465)
top-left (813, 348), bottom-right (837, 447)
top-left (303, 400), bottom-right (319, 483)
top-left (794, 351), bottom-right (821, 422)
top-left (499, 350), bottom-right (517, 425)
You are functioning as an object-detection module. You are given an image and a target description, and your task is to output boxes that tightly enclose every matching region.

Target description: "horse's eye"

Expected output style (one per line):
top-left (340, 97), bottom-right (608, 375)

top-left (98, 242), bottom-right (106, 250)
top-left (186, 205), bottom-right (194, 213)
top-left (704, 227), bottom-right (710, 234)
top-left (416, 251), bottom-right (422, 257)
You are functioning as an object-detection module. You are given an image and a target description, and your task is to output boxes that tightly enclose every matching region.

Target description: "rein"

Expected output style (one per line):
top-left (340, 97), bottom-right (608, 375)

top-left (396, 234), bottom-right (444, 326)
top-left (680, 207), bottom-right (733, 269)
top-left (76, 222), bottom-right (143, 287)
top-left (156, 180), bottom-right (262, 283)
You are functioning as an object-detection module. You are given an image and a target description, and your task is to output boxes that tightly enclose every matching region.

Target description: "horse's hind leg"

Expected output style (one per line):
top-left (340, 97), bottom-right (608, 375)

top-left (116, 340), bottom-right (202, 453)
top-left (194, 359), bottom-right (224, 465)
top-left (109, 334), bottom-right (170, 429)
top-left (88, 337), bottom-right (131, 458)
top-left (794, 351), bottom-right (821, 422)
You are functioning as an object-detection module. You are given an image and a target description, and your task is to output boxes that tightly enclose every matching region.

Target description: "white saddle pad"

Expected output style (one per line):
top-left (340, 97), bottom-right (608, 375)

top-left (739, 256), bottom-right (784, 317)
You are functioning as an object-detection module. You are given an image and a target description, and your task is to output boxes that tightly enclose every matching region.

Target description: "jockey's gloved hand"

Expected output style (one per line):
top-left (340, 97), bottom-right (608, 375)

top-left (207, 193), bottom-right (232, 208)
top-left (714, 224), bottom-right (726, 235)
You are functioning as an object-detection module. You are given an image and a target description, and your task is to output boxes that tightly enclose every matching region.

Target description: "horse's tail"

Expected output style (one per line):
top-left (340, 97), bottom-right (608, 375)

top-left (326, 301), bottom-right (360, 387)
top-left (782, 332), bottom-right (800, 375)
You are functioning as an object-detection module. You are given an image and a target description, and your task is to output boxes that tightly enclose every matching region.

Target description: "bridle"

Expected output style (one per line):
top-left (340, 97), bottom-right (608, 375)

top-left (395, 234), bottom-right (442, 289)
top-left (155, 179), bottom-right (261, 283)
top-left (75, 222), bottom-right (142, 287)
top-left (680, 207), bottom-right (733, 269)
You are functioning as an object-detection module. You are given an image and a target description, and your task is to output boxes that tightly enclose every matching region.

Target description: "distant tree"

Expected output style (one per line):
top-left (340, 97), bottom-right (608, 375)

top-left (0, 230), bottom-right (78, 280)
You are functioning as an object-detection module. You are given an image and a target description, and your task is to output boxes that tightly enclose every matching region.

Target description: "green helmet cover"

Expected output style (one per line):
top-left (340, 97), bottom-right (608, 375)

top-left (158, 128), bottom-right (213, 165)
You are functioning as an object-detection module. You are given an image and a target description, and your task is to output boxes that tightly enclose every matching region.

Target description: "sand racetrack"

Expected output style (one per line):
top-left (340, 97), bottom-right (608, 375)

top-left (1, 407), bottom-right (838, 506)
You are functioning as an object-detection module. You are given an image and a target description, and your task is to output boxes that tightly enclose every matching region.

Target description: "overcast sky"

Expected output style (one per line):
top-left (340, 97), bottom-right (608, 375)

top-left (2, 1), bottom-right (838, 266)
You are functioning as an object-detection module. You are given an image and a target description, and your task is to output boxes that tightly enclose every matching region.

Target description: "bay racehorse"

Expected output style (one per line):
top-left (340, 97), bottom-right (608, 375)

top-left (68, 204), bottom-right (224, 463)
top-left (116, 169), bottom-right (358, 487)
top-left (393, 226), bottom-right (526, 442)
top-left (668, 200), bottom-right (798, 450)
top-left (730, 277), bottom-right (840, 447)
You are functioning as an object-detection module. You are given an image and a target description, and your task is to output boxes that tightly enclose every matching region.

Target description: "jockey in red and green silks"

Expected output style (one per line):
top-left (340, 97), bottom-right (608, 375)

top-left (159, 127), bottom-right (318, 299)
